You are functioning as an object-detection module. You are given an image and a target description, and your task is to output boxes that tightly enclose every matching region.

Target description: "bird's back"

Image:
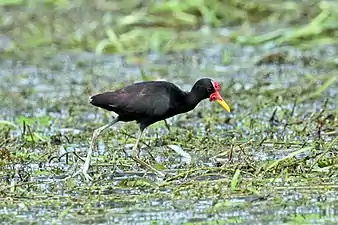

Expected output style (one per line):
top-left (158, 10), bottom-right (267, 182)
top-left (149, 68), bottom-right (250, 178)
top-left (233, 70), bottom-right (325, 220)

top-left (90, 81), bottom-right (187, 122)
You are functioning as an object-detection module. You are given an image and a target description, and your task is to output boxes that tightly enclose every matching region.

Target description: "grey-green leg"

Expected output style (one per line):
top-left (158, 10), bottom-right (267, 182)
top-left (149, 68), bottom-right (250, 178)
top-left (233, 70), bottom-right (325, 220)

top-left (70, 118), bottom-right (119, 181)
top-left (131, 130), bottom-right (165, 177)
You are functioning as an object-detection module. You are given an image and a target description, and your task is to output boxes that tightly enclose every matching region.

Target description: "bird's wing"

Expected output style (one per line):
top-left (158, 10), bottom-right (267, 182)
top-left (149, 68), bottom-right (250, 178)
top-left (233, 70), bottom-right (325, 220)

top-left (116, 87), bottom-right (170, 116)
top-left (91, 82), bottom-right (171, 117)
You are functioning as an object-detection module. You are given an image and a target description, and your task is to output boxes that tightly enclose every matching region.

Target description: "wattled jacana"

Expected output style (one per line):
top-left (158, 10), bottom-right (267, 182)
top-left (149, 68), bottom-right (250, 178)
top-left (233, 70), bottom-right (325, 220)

top-left (74, 78), bottom-right (231, 181)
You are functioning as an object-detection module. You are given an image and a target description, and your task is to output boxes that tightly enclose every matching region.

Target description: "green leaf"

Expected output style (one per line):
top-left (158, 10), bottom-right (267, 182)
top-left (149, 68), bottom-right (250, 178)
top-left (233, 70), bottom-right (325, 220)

top-left (230, 169), bottom-right (241, 191)
top-left (0, 120), bottom-right (19, 131)
top-left (0, 0), bottom-right (23, 6)
top-left (16, 115), bottom-right (35, 126)
top-left (266, 147), bottom-right (313, 171)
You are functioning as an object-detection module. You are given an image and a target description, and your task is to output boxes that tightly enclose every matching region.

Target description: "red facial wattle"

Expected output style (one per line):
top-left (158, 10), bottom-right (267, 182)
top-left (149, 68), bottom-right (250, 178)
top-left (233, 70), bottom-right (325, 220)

top-left (209, 81), bottom-right (231, 112)
top-left (209, 91), bottom-right (223, 101)
top-left (211, 81), bottom-right (220, 91)
top-left (209, 81), bottom-right (221, 101)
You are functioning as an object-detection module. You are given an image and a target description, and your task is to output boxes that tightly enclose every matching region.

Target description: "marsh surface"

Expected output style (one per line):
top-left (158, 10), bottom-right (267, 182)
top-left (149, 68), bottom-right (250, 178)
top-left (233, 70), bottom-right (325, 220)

top-left (0, 1), bottom-right (337, 224)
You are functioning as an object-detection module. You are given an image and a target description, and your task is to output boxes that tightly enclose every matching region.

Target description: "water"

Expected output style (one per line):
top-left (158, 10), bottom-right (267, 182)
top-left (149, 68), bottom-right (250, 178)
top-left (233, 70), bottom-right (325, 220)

top-left (0, 44), bottom-right (337, 224)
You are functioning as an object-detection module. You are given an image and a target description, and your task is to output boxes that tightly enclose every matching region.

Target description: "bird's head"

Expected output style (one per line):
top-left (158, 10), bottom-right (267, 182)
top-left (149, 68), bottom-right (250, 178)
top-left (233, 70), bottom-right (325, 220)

top-left (193, 78), bottom-right (231, 113)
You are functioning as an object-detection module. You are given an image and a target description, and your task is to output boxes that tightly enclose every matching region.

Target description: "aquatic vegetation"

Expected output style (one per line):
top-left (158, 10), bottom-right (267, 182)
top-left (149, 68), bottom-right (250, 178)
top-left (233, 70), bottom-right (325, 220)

top-left (0, 0), bottom-right (337, 224)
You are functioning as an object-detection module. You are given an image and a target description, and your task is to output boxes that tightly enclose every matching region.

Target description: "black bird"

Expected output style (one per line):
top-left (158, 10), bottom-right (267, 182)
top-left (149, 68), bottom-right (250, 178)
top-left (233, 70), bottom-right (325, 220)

top-left (75, 78), bottom-right (230, 181)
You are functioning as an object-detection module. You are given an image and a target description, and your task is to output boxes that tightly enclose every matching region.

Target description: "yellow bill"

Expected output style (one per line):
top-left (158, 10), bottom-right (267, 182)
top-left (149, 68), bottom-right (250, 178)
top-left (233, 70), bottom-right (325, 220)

top-left (216, 99), bottom-right (231, 112)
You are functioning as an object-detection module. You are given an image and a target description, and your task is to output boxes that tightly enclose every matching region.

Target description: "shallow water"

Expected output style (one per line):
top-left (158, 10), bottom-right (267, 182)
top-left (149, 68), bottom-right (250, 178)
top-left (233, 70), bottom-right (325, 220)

top-left (0, 43), bottom-right (337, 224)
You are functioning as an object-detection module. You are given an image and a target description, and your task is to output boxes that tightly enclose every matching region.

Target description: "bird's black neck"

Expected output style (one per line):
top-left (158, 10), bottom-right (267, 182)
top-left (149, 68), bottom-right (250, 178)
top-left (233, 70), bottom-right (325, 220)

top-left (186, 92), bottom-right (199, 107)
top-left (166, 83), bottom-right (207, 116)
top-left (185, 88), bottom-right (206, 110)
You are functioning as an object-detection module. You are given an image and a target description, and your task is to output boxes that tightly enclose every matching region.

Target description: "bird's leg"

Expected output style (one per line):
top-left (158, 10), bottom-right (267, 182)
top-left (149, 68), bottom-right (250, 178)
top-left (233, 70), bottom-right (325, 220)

top-left (71, 118), bottom-right (119, 181)
top-left (164, 120), bottom-right (171, 132)
top-left (131, 130), bottom-right (165, 177)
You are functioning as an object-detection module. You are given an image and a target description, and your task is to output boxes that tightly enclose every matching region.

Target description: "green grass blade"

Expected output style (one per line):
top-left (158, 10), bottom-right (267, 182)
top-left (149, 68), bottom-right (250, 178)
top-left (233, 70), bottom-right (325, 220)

top-left (230, 169), bottom-right (241, 191)
top-left (266, 147), bottom-right (313, 171)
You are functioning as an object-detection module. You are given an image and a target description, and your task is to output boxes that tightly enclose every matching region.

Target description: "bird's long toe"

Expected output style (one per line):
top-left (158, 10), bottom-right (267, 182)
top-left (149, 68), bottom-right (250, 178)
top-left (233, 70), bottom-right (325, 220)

top-left (157, 171), bottom-right (166, 178)
top-left (81, 171), bottom-right (93, 181)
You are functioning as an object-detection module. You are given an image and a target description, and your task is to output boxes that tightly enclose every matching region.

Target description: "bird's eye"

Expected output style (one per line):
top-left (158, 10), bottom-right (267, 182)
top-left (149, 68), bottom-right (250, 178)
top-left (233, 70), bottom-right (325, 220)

top-left (207, 87), bottom-right (213, 93)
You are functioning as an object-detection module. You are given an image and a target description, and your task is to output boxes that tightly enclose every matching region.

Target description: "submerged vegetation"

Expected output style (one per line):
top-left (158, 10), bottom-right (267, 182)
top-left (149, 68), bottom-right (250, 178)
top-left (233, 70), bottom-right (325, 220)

top-left (0, 0), bottom-right (338, 224)
top-left (1, 0), bottom-right (338, 58)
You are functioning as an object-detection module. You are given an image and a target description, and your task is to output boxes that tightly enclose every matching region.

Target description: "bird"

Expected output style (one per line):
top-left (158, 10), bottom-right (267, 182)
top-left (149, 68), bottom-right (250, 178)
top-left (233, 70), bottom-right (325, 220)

top-left (73, 78), bottom-right (231, 181)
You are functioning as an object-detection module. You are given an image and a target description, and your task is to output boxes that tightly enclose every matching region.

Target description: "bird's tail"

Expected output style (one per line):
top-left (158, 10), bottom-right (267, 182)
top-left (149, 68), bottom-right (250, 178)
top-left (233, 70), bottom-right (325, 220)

top-left (89, 92), bottom-right (116, 111)
top-left (89, 93), bottom-right (103, 107)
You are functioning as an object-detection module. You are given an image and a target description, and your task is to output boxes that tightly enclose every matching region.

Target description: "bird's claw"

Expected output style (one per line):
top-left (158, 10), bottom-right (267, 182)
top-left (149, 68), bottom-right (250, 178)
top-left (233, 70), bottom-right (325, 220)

top-left (155, 170), bottom-right (166, 178)
top-left (80, 170), bottom-right (93, 181)
top-left (62, 168), bottom-right (93, 182)
top-left (62, 163), bottom-right (93, 182)
top-left (76, 161), bottom-right (93, 181)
